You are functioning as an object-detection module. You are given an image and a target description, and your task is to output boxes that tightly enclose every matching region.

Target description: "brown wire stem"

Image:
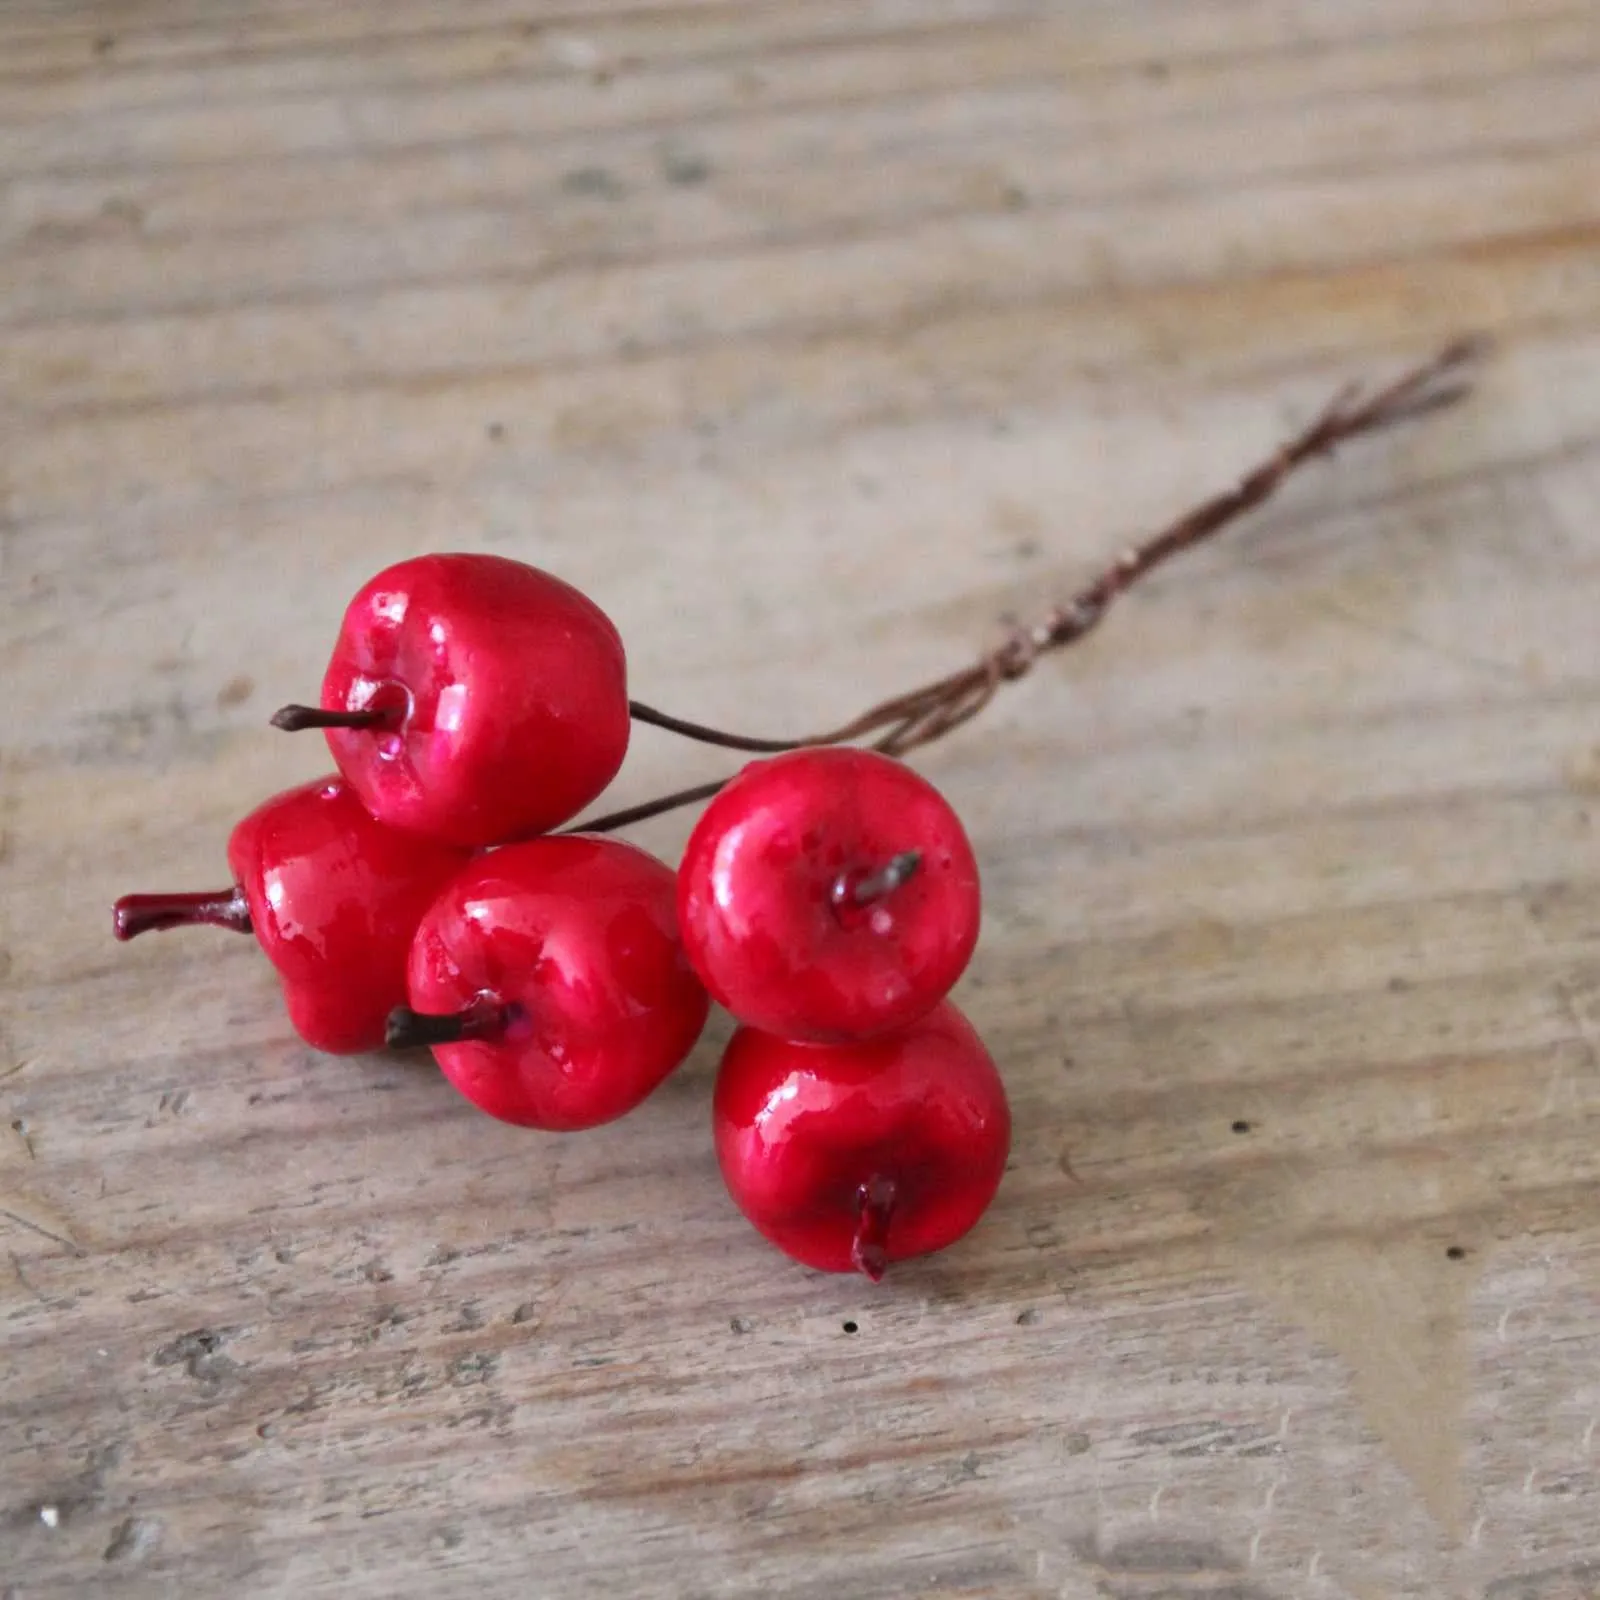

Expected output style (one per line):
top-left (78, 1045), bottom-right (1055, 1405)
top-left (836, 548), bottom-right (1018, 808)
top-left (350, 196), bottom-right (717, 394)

top-left (573, 339), bottom-right (1482, 836)
top-left (626, 701), bottom-right (799, 752)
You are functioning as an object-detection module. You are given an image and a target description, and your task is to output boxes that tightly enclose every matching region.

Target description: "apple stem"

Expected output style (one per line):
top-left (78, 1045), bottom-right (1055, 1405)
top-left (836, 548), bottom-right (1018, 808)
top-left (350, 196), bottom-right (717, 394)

top-left (628, 700), bottom-right (802, 754)
top-left (113, 887), bottom-right (253, 941)
top-left (851, 1175), bottom-right (898, 1282)
top-left (562, 777), bottom-right (729, 837)
top-left (269, 703), bottom-right (395, 733)
top-left (385, 994), bottom-right (509, 1051)
top-left (835, 850), bottom-right (922, 911)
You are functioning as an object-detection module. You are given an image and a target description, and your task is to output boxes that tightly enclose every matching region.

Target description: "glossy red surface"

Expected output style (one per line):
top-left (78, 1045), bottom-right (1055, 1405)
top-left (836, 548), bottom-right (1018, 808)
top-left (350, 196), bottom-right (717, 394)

top-left (678, 748), bottom-right (981, 1041)
top-left (318, 553), bottom-right (630, 847)
top-left (225, 776), bottom-right (471, 1053)
top-left (713, 1001), bottom-right (1011, 1277)
top-left (405, 836), bottom-right (710, 1130)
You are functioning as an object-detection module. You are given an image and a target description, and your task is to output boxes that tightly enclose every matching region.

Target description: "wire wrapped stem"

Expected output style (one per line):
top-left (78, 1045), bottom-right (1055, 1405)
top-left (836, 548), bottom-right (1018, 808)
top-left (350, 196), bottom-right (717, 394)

top-left (582, 339), bottom-right (1482, 834)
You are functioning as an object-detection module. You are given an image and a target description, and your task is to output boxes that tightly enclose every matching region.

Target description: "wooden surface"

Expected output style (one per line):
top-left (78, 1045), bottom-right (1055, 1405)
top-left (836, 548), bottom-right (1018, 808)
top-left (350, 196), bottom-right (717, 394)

top-left (3, 3), bottom-right (1600, 1596)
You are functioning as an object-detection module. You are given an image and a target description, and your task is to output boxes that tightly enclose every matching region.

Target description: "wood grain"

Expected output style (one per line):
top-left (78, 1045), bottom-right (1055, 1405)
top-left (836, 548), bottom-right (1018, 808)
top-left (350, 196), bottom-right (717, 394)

top-left (3, 3), bottom-right (1599, 1596)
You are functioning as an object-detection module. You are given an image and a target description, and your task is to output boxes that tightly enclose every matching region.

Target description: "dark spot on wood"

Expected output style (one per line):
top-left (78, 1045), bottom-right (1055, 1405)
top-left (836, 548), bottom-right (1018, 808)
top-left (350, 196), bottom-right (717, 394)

top-left (215, 675), bottom-right (253, 708)
top-left (1144, 60), bottom-right (1170, 81)
top-left (1015, 1308), bottom-right (1039, 1326)
top-left (841, 1319), bottom-right (858, 1335)
top-left (273, 1247), bottom-right (295, 1264)
top-left (1388, 975), bottom-right (1412, 992)
top-left (448, 1351), bottom-right (498, 1386)
top-left (152, 1328), bottom-right (237, 1383)
top-left (510, 1301), bottom-right (538, 1325)
top-left (362, 1259), bottom-right (393, 1283)
top-left (561, 166), bottom-right (624, 200)
top-left (486, 421), bottom-right (506, 442)
top-left (1001, 183), bottom-right (1030, 211)
top-left (98, 199), bottom-right (145, 234)
top-left (661, 148), bottom-right (712, 186)
top-left (1064, 1431), bottom-right (1091, 1455)
top-left (154, 1328), bottom-right (221, 1363)
top-left (447, 1302), bottom-right (486, 1332)
top-left (1231, 1119), bottom-right (1251, 1134)
top-left (1447, 1245), bottom-right (1466, 1260)
top-left (730, 1315), bottom-right (754, 1334)
top-left (93, 34), bottom-right (115, 55)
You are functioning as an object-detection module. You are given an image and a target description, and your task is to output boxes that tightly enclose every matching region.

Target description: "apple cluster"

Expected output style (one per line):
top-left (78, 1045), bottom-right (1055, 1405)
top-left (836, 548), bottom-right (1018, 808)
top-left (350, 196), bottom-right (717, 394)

top-left (679, 750), bottom-right (1009, 1279)
top-left (113, 554), bottom-right (1011, 1279)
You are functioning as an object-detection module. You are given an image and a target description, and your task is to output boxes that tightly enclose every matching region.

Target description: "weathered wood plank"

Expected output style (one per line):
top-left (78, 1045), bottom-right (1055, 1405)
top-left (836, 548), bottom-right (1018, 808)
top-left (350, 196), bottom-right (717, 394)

top-left (3, 2), bottom-right (1599, 1596)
